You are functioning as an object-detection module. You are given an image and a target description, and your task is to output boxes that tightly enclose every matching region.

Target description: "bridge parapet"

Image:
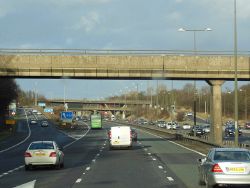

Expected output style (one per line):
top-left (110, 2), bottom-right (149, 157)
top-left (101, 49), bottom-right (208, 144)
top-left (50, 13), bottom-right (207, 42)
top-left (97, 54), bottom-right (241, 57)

top-left (0, 50), bottom-right (249, 80)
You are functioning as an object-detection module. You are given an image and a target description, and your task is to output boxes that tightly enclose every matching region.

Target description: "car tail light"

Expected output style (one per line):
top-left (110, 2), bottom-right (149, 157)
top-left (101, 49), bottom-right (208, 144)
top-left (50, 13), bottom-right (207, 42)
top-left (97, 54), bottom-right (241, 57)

top-left (24, 152), bottom-right (32, 157)
top-left (108, 131), bottom-right (111, 139)
top-left (49, 152), bottom-right (57, 157)
top-left (212, 164), bottom-right (223, 173)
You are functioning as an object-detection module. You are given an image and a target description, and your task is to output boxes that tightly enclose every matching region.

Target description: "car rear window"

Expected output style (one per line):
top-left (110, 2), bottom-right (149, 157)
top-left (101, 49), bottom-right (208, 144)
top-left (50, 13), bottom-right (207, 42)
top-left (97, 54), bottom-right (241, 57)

top-left (29, 142), bottom-right (54, 150)
top-left (214, 151), bottom-right (250, 161)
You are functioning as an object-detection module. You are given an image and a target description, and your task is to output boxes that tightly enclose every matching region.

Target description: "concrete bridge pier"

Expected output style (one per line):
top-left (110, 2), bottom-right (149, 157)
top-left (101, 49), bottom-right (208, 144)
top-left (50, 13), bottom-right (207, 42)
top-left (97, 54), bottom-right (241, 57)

top-left (207, 80), bottom-right (225, 146)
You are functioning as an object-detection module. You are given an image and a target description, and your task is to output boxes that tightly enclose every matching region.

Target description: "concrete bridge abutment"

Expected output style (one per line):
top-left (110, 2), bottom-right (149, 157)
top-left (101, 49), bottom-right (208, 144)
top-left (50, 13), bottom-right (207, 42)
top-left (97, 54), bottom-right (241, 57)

top-left (207, 80), bottom-right (225, 146)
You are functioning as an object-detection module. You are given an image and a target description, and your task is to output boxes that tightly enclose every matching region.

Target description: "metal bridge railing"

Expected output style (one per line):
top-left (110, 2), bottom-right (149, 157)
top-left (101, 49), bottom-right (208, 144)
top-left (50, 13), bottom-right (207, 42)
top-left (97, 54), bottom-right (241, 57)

top-left (0, 48), bottom-right (249, 56)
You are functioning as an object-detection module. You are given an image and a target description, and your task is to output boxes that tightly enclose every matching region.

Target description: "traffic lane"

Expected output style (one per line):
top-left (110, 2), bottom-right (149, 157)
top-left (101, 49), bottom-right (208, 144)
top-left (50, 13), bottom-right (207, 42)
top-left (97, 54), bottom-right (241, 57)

top-left (0, 126), bottom-right (106, 188)
top-left (73, 122), bottom-right (186, 188)
top-left (0, 119), bottom-right (29, 151)
top-left (0, 115), bottom-right (75, 175)
top-left (135, 128), bottom-right (204, 188)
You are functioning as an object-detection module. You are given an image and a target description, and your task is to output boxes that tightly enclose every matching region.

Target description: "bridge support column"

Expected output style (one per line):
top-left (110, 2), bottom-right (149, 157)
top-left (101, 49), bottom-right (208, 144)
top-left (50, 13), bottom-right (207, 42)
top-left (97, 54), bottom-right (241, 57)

top-left (207, 80), bottom-right (225, 146)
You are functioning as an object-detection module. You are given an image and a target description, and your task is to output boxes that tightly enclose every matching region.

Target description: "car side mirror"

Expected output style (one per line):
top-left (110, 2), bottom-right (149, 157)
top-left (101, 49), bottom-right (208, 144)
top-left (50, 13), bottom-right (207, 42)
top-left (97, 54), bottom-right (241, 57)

top-left (58, 146), bottom-right (63, 151)
top-left (198, 158), bottom-right (206, 163)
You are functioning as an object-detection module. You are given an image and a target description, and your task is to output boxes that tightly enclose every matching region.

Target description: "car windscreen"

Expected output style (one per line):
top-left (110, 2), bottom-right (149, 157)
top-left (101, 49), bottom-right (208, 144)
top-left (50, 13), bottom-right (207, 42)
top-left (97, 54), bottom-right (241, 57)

top-left (214, 151), bottom-right (250, 161)
top-left (29, 142), bottom-right (54, 150)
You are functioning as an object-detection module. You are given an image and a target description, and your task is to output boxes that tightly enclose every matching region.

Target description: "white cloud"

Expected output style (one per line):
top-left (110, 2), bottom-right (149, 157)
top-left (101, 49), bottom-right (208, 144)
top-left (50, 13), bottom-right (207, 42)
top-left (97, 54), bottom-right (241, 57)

top-left (0, 2), bottom-right (15, 18)
top-left (46, 0), bottom-right (113, 7)
top-left (72, 11), bottom-right (100, 32)
top-left (175, 0), bottom-right (183, 3)
top-left (166, 11), bottom-right (182, 22)
top-left (198, 0), bottom-right (250, 20)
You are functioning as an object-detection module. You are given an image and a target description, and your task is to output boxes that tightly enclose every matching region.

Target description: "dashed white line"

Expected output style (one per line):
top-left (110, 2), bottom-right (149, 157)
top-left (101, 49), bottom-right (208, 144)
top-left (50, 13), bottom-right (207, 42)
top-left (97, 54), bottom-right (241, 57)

top-left (152, 157), bottom-right (157, 161)
top-left (92, 159), bottom-right (96, 163)
top-left (148, 153), bottom-right (151, 155)
top-left (144, 148), bottom-right (148, 151)
top-left (167, 177), bottom-right (174, 181)
top-left (86, 167), bottom-right (91, 171)
top-left (75, 178), bottom-right (82, 183)
top-left (158, 166), bottom-right (163, 169)
top-left (83, 172), bottom-right (86, 175)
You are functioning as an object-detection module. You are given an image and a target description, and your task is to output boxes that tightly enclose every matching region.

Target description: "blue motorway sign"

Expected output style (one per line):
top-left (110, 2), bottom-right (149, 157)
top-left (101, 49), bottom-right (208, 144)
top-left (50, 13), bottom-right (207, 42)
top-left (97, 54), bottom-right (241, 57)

top-left (44, 108), bottom-right (53, 113)
top-left (60, 111), bottom-right (73, 122)
top-left (38, 102), bottom-right (46, 107)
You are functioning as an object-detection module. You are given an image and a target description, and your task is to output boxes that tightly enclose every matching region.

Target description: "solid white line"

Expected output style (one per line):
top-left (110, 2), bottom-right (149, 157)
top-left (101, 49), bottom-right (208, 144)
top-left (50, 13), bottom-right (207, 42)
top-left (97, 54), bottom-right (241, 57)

top-left (3, 173), bottom-right (8, 175)
top-left (75, 178), bottom-right (82, 183)
top-left (141, 129), bottom-right (206, 157)
top-left (0, 109), bottom-right (31, 153)
top-left (167, 177), bottom-right (174, 181)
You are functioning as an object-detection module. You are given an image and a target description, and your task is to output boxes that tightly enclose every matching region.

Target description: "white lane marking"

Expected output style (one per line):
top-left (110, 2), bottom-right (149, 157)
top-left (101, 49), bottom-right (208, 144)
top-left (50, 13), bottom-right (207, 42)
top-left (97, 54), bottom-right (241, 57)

top-left (86, 167), bottom-right (91, 171)
top-left (148, 153), bottom-right (151, 155)
top-left (3, 173), bottom-right (8, 175)
top-left (158, 166), bottom-right (163, 169)
top-left (8, 170), bottom-right (13, 173)
top-left (75, 179), bottom-right (82, 183)
top-left (63, 124), bottom-right (91, 149)
top-left (144, 148), bottom-right (148, 151)
top-left (0, 175), bottom-right (3, 178)
top-left (92, 159), bottom-right (96, 163)
top-left (164, 171), bottom-right (167, 173)
top-left (0, 109), bottom-right (31, 153)
top-left (96, 153), bottom-right (100, 157)
top-left (167, 177), bottom-right (174, 181)
top-left (152, 157), bottom-right (156, 161)
top-left (83, 172), bottom-right (86, 175)
top-left (141, 129), bottom-right (206, 156)
top-left (14, 180), bottom-right (36, 188)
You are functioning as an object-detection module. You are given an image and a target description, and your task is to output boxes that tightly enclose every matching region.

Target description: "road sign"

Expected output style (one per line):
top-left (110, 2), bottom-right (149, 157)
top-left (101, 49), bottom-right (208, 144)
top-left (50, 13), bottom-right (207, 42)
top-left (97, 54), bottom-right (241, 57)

top-left (60, 111), bottom-right (73, 122)
top-left (44, 108), bottom-right (53, 113)
top-left (38, 102), bottom-right (46, 107)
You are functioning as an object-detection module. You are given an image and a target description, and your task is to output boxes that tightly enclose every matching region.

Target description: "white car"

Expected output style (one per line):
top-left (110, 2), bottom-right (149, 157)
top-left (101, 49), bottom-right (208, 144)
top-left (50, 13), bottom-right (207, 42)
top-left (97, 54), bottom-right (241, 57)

top-left (24, 141), bottom-right (64, 170)
top-left (182, 123), bottom-right (191, 130)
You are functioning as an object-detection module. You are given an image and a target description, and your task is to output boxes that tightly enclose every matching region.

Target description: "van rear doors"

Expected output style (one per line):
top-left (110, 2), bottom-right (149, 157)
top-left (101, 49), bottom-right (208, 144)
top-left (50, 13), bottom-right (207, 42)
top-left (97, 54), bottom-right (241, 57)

top-left (109, 126), bottom-right (132, 149)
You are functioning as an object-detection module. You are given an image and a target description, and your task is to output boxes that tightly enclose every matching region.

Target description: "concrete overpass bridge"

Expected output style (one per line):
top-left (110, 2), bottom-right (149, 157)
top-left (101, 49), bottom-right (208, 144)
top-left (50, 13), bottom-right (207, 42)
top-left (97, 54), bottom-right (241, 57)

top-left (0, 49), bottom-right (250, 145)
top-left (42, 99), bottom-right (147, 112)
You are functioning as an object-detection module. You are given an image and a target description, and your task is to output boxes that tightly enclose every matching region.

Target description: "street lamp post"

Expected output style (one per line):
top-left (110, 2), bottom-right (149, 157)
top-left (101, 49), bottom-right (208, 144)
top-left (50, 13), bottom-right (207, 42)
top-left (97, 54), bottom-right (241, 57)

top-left (178, 27), bottom-right (212, 136)
top-left (233, 0), bottom-right (239, 147)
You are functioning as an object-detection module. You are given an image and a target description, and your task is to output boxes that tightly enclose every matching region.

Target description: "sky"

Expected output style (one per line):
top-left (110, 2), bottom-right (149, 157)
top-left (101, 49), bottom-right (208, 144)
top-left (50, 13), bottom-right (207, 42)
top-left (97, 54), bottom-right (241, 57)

top-left (0, 0), bottom-right (249, 99)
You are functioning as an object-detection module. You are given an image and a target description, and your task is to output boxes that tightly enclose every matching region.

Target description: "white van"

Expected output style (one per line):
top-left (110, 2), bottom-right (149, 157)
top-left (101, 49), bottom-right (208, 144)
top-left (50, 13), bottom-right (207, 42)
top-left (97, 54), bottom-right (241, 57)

top-left (108, 126), bottom-right (132, 149)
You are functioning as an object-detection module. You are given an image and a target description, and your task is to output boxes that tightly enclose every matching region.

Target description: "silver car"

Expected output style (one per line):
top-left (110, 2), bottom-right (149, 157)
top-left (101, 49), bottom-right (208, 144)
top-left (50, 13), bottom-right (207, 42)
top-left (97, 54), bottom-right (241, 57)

top-left (198, 148), bottom-right (250, 188)
top-left (24, 141), bottom-right (64, 170)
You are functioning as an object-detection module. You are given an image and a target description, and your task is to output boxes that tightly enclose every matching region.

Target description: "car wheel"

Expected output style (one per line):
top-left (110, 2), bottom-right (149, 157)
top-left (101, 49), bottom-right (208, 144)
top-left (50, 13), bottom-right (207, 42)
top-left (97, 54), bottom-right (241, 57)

top-left (60, 162), bottom-right (64, 168)
top-left (55, 162), bottom-right (61, 170)
top-left (25, 165), bottom-right (30, 171)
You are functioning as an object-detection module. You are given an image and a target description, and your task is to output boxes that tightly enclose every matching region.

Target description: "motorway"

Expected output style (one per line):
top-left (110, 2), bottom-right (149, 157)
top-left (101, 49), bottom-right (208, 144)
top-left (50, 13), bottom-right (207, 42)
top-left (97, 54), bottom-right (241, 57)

top-left (0, 109), bottom-right (213, 188)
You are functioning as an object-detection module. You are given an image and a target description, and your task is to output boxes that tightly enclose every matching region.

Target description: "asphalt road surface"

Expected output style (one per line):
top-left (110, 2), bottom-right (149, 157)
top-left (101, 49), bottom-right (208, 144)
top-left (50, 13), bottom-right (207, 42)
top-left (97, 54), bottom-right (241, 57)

top-left (0, 110), bottom-right (207, 188)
